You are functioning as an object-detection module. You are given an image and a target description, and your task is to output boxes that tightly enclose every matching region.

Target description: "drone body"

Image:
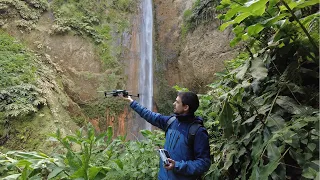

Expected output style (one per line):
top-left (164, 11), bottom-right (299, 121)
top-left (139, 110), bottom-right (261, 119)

top-left (103, 90), bottom-right (139, 97)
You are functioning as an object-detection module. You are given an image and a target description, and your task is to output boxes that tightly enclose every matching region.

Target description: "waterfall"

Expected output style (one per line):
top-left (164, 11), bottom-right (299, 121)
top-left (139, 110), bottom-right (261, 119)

top-left (139, 0), bottom-right (153, 131)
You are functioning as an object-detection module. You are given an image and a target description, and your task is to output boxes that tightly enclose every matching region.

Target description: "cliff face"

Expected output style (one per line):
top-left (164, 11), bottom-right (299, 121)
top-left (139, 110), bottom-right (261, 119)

top-left (0, 1), bottom-right (140, 150)
top-left (1, 0), bottom-right (239, 150)
top-left (153, 0), bottom-right (237, 98)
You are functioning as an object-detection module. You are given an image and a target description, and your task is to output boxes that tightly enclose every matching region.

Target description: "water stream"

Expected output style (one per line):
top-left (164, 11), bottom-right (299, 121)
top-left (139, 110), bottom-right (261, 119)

top-left (138, 0), bottom-right (153, 131)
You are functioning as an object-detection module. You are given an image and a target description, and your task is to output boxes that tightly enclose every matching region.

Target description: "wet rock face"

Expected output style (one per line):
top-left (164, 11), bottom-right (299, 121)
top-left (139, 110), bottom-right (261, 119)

top-left (153, 0), bottom-right (237, 93)
top-left (177, 22), bottom-right (239, 92)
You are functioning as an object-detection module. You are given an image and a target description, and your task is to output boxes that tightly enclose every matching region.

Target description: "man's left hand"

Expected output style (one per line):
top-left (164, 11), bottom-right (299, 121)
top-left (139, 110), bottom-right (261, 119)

top-left (164, 158), bottom-right (175, 170)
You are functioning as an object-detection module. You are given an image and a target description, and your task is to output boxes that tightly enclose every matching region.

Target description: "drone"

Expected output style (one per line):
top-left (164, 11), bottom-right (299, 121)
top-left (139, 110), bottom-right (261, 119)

top-left (102, 90), bottom-right (139, 98)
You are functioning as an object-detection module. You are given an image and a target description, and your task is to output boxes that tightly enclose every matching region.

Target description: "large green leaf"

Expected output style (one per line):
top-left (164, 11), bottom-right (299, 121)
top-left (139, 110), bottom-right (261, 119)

top-left (244, 0), bottom-right (268, 16)
top-left (276, 96), bottom-right (305, 114)
top-left (251, 133), bottom-right (264, 162)
top-left (70, 167), bottom-right (86, 179)
top-left (266, 114), bottom-right (285, 129)
top-left (295, 0), bottom-right (319, 9)
top-left (242, 122), bottom-right (263, 146)
top-left (263, 128), bottom-right (282, 161)
top-left (262, 13), bottom-right (289, 26)
top-left (257, 104), bottom-right (272, 115)
top-left (47, 167), bottom-right (64, 179)
top-left (307, 143), bottom-right (316, 152)
top-left (21, 164), bottom-right (30, 180)
top-left (289, 149), bottom-right (306, 166)
top-left (88, 166), bottom-right (102, 180)
top-left (249, 57), bottom-right (268, 81)
top-left (114, 159), bottom-right (123, 170)
top-left (66, 151), bottom-right (82, 169)
top-left (222, 150), bottom-right (237, 170)
top-left (279, 0), bottom-right (299, 11)
top-left (259, 160), bottom-right (280, 179)
top-left (247, 24), bottom-right (264, 36)
top-left (3, 174), bottom-right (21, 180)
top-left (6, 151), bottom-right (47, 160)
top-left (218, 99), bottom-right (234, 138)
top-left (220, 0), bottom-right (231, 5)
top-left (249, 163), bottom-right (260, 180)
top-left (235, 60), bottom-right (250, 80)
top-left (302, 167), bottom-right (318, 179)
top-left (141, 129), bottom-right (153, 138)
top-left (33, 159), bottom-right (53, 169)
top-left (267, 0), bottom-right (280, 12)
top-left (234, 12), bottom-right (252, 24)
top-left (301, 13), bottom-right (320, 32)
top-left (28, 174), bottom-right (42, 180)
top-left (224, 5), bottom-right (244, 20)
top-left (66, 135), bottom-right (81, 145)
top-left (242, 115), bottom-right (257, 125)
top-left (220, 20), bottom-right (235, 31)
top-left (16, 160), bottom-right (32, 167)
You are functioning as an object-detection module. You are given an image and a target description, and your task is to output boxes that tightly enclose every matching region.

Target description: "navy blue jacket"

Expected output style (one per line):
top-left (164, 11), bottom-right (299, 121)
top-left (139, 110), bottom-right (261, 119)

top-left (130, 101), bottom-right (211, 180)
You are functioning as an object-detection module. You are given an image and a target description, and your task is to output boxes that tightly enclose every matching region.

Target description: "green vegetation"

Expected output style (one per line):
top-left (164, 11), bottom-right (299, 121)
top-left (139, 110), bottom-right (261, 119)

top-left (0, 30), bottom-right (45, 120)
top-left (1, 0), bottom-right (134, 69)
top-left (0, 124), bottom-right (163, 179)
top-left (0, 0), bottom-right (48, 30)
top-left (81, 98), bottom-right (127, 130)
top-left (50, 0), bottom-right (134, 69)
top-left (0, 107), bottom-right (52, 152)
top-left (0, 30), bottom-right (46, 150)
top-left (180, 0), bottom-right (221, 39)
top-left (153, 44), bottom-right (178, 114)
top-left (0, 0), bottom-right (137, 149)
top-left (0, 32), bottom-right (35, 88)
top-left (195, 0), bottom-right (319, 179)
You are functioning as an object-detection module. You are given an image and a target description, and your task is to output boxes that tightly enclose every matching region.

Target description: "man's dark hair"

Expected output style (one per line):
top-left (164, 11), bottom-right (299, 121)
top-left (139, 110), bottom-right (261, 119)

top-left (178, 91), bottom-right (199, 114)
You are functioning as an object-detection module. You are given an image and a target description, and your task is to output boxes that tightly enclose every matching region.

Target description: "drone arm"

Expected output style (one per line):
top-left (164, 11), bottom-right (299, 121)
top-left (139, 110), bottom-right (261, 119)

top-left (128, 94), bottom-right (139, 97)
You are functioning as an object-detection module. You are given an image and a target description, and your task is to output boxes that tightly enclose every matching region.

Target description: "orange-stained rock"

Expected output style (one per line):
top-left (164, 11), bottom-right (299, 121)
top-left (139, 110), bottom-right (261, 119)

top-left (88, 118), bottom-right (100, 133)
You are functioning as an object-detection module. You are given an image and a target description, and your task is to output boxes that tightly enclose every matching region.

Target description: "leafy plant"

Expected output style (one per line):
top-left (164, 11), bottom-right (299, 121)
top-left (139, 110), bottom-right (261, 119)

top-left (104, 130), bottom-right (163, 179)
top-left (0, 123), bottom-right (163, 179)
top-left (0, 0), bottom-right (48, 30)
top-left (49, 0), bottom-right (131, 72)
top-left (192, 0), bottom-right (319, 179)
top-left (181, 0), bottom-right (223, 38)
top-left (0, 31), bottom-right (46, 116)
top-left (0, 31), bottom-right (46, 146)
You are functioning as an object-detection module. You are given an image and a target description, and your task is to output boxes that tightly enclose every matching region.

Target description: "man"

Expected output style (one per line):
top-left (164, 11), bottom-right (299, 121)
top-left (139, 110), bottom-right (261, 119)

top-left (123, 91), bottom-right (211, 180)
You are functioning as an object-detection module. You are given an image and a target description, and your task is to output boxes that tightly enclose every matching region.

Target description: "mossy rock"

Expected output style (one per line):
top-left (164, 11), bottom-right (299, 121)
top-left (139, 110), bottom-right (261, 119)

top-left (0, 107), bottom-right (56, 153)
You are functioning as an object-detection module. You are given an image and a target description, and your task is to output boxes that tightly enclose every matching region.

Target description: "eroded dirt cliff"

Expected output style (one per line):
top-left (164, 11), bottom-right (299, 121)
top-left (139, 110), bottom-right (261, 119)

top-left (0, 0), bottom-right (140, 150)
top-left (153, 0), bottom-right (238, 97)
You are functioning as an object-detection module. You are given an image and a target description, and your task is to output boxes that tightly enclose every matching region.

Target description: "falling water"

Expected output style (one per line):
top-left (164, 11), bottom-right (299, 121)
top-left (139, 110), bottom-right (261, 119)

top-left (139, 0), bottom-right (153, 131)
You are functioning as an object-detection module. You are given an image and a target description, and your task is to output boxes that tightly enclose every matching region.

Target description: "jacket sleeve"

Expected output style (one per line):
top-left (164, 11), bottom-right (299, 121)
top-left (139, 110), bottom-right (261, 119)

top-left (173, 127), bottom-right (211, 175)
top-left (130, 100), bottom-right (168, 131)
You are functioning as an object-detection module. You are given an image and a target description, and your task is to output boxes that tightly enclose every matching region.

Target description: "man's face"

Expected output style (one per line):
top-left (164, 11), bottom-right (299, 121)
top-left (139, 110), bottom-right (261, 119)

top-left (173, 96), bottom-right (189, 114)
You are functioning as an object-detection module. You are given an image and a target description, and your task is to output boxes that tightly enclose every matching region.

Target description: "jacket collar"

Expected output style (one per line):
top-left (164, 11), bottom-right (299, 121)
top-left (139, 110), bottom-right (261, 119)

top-left (175, 113), bottom-right (195, 122)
